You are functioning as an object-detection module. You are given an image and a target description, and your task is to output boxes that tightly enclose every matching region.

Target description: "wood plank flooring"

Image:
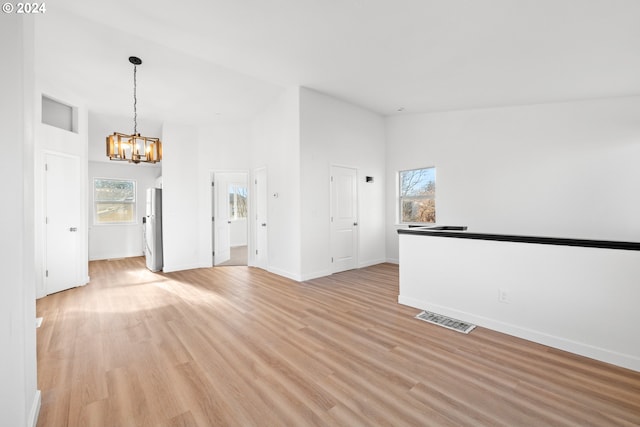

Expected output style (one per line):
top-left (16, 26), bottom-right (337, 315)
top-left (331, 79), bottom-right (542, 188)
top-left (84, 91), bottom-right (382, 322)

top-left (36, 257), bottom-right (640, 426)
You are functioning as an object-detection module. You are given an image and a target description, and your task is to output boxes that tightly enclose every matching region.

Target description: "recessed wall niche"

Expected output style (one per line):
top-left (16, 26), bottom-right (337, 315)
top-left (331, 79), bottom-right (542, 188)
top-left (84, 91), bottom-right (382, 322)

top-left (41, 95), bottom-right (78, 133)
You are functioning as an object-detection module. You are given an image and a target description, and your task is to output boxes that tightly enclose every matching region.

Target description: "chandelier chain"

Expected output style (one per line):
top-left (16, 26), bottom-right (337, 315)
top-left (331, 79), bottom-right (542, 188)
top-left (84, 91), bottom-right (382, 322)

top-left (106, 56), bottom-right (161, 164)
top-left (133, 65), bottom-right (138, 135)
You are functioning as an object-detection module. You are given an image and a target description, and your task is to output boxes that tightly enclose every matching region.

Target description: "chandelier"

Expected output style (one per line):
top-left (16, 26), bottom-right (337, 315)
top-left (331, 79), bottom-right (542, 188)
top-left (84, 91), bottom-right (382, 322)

top-left (106, 56), bottom-right (162, 164)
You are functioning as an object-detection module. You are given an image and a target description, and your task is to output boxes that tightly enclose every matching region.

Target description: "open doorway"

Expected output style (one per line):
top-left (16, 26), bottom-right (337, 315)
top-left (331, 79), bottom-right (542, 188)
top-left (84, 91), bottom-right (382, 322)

top-left (212, 171), bottom-right (249, 266)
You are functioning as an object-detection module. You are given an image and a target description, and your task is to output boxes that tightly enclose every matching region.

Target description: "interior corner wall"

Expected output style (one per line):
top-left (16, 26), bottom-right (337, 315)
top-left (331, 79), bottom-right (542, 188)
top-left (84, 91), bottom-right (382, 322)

top-left (249, 87), bottom-right (302, 280)
top-left (385, 96), bottom-right (640, 262)
top-left (299, 88), bottom-right (386, 280)
top-left (88, 161), bottom-right (161, 261)
top-left (0, 15), bottom-right (39, 427)
top-left (161, 122), bottom-right (200, 272)
top-left (161, 121), bottom-right (251, 272)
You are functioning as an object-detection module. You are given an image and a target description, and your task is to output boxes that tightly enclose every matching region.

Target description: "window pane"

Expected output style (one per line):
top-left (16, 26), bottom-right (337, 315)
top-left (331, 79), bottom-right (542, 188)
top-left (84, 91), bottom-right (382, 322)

top-left (96, 202), bottom-right (135, 223)
top-left (228, 184), bottom-right (248, 220)
top-left (402, 198), bottom-right (436, 223)
top-left (236, 186), bottom-right (247, 218)
top-left (95, 179), bottom-right (135, 202)
top-left (94, 178), bottom-right (136, 224)
top-left (399, 167), bottom-right (436, 223)
top-left (400, 168), bottom-right (435, 197)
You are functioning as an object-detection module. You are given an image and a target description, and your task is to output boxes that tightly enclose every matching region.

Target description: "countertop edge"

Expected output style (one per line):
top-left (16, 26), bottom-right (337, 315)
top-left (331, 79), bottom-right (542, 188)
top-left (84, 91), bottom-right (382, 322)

top-left (397, 228), bottom-right (640, 251)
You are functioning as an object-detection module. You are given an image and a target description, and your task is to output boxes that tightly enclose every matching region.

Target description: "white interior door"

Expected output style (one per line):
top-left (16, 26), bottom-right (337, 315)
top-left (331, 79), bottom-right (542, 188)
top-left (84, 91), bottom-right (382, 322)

top-left (254, 167), bottom-right (268, 269)
top-left (45, 152), bottom-right (82, 294)
top-left (213, 174), bottom-right (231, 265)
top-left (331, 165), bottom-right (358, 273)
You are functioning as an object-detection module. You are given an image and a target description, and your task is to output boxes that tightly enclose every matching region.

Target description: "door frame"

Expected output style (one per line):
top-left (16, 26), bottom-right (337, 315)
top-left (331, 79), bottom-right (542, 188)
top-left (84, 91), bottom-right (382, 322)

top-left (210, 170), bottom-right (250, 266)
top-left (329, 164), bottom-right (359, 274)
top-left (251, 167), bottom-right (268, 269)
top-left (43, 150), bottom-right (86, 294)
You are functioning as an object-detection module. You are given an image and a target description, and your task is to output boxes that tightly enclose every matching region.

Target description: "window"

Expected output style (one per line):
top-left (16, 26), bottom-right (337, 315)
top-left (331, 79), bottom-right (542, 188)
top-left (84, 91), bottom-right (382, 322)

top-left (42, 95), bottom-right (78, 133)
top-left (94, 178), bottom-right (136, 224)
top-left (228, 183), bottom-right (247, 220)
top-left (399, 167), bottom-right (436, 223)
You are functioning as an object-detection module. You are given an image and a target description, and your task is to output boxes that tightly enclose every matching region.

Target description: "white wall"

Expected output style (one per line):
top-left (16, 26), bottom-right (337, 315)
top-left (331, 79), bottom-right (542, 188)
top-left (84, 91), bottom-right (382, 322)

top-left (161, 123), bottom-right (200, 272)
top-left (230, 219), bottom-right (248, 247)
top-left (250, 87), bottom-right (302, 280)
top-left (88, 161), bottom-right (161, 260)
top-left (0, 15), bottom-right (39, 427)
top-left (399, 233), bottom-right (640, 371)
top-left (299, 88), bottom-right (386, 280)
top-left (386, 97), bottom-right (640, 262)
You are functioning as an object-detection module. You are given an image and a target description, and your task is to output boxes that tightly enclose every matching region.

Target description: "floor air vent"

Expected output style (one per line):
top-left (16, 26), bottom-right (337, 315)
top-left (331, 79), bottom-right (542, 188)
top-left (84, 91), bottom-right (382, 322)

top-left (415, 310), bottom-right (476, 334)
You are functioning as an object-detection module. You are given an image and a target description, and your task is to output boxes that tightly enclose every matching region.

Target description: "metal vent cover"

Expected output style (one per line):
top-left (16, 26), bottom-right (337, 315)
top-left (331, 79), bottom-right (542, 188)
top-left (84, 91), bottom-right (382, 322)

top-left (415, 310), bottom-right (476, 334)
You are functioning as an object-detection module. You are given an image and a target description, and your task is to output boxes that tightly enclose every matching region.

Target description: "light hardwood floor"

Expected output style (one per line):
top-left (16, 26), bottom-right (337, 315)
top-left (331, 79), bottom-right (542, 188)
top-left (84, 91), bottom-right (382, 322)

top-left (36, 258), bottom-right (640, 426)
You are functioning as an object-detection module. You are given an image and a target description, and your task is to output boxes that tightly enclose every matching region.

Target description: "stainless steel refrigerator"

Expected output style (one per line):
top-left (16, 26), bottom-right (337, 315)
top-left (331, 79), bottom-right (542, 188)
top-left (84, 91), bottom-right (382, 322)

top-left (144, 188), bottom-right (163, 272)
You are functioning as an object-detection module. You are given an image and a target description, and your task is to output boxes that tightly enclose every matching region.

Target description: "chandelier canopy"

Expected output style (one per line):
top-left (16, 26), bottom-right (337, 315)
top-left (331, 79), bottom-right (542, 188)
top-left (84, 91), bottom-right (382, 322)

top-left (106, 56), bottom-right (162, 164)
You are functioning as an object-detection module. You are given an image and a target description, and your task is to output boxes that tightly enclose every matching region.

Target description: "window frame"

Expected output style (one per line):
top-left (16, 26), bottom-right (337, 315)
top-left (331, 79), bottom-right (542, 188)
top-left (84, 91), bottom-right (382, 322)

top-left (93, 177), bottom-right (137, 225)
top-left (398, 166), bottom-right (436, 225)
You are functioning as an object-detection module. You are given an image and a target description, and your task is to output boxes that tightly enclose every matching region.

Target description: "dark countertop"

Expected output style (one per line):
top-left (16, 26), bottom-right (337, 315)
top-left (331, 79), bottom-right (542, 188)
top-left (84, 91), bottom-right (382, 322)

top-left (398, 226), bottom-right (640, 251)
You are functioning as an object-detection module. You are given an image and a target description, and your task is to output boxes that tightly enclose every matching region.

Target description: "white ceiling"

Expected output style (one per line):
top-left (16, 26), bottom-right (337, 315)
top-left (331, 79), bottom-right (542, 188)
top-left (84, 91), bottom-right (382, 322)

top-left (38, 0), bottom-right (640, 124)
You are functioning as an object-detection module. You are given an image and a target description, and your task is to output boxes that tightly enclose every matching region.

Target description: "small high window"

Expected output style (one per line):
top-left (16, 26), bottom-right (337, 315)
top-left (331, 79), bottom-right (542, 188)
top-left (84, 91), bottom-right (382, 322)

top-left (94, 178), bottom-right (136, 224)
top-left (42, 95), bottom-right (77, 133)
top-left (399, 167), bottom-right (436, 223)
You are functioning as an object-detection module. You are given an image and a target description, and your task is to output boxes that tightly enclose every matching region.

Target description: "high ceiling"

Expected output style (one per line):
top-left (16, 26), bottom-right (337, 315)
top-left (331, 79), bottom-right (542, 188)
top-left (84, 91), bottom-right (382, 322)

top-left (37, 0), bottom-right (640, 124)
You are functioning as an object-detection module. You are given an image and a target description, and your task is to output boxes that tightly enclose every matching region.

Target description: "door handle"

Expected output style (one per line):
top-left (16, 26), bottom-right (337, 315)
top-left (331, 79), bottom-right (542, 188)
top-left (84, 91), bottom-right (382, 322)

top-left (69, 227), bottom-right (78, 232)
top-left (228, 221), bottom-right (231, 224)
top-left (353, 222), bottom-right (358, 226)
top-left (261, 223), bottom-right (267, 227)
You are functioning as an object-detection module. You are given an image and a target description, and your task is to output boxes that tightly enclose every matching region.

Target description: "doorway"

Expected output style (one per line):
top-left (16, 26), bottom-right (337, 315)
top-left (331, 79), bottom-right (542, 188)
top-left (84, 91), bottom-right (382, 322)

top-left (330, 165), bottom-right (358, 273)
top-left (212, 171), bottom-right (249, 266)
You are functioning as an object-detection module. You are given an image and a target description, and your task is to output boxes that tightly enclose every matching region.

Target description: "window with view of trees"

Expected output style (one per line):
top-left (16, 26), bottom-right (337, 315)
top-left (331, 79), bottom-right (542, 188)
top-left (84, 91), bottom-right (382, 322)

top-left (94, 178), bottom-right (136, 224)
top-left (399, 167), bottom-right (436, 223)
top-left (228, 184), bottom-right (247, 220)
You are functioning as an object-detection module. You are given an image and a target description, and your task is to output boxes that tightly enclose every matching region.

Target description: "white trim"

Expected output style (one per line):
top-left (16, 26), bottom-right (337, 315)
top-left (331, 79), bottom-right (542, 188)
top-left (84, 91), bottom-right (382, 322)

top-left (252, 166), bottom-right (268, 270)
top-left (28, 390), bottom-right (41, 427)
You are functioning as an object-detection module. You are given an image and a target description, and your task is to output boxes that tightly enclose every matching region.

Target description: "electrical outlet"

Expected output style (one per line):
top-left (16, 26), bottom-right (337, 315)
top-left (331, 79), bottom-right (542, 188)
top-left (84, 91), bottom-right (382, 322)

top-left (498, 288), bottom-right (510, 304)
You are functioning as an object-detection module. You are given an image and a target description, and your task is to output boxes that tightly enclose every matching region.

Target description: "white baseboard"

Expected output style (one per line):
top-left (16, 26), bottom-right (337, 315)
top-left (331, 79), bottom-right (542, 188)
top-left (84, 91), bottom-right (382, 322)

top-left (89, 251), bottom-right (144, 261)
top-left (268, 267), bottom-right (303, 282)
top-left (29, 390), bottom-right (41, 427)
top-left (162, 263), bottom-right (203, 273)
top-left (290, 261), bottom-right (393, 282)
top-left (300, 269), bottom-right (332, 281)
top-left (385, 257), bottom-right (399, 264)
top-left (398, 295), bottom-right (640, 372)
top-left (358, 258), bottom-right (386, 268)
